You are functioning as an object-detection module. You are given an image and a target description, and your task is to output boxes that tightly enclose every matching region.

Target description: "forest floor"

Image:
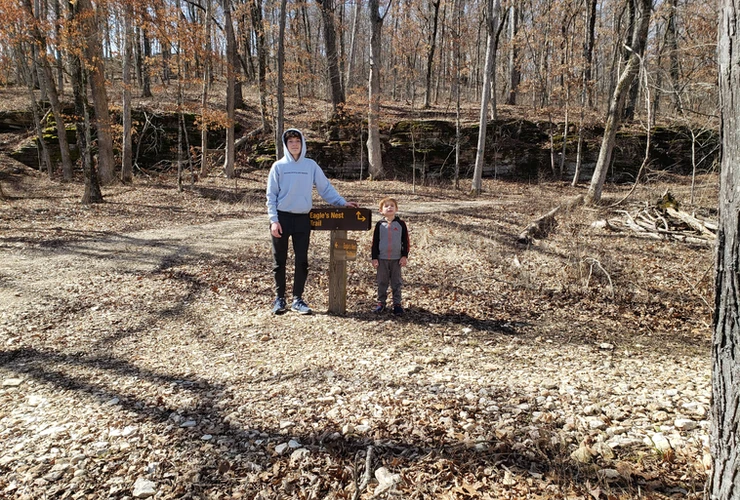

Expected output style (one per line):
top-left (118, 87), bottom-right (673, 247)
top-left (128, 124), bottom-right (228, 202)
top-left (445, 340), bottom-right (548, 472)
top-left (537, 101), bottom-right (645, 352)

top-left (0, 83), bottom-right (720, 499)
top-left (0, 152), bottom-right (717, 499)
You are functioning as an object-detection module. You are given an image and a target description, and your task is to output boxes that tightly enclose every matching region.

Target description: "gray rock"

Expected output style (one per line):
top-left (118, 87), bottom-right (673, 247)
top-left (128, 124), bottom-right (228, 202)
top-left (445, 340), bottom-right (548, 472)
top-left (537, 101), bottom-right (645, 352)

top-left (132, 477), bottom-right (157, 498)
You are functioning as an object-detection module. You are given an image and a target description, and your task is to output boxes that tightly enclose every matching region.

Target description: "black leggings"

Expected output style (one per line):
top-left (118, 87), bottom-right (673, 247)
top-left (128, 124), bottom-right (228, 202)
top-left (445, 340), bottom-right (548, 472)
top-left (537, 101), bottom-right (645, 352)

top-left (272, 211), bottom-right (311, 299)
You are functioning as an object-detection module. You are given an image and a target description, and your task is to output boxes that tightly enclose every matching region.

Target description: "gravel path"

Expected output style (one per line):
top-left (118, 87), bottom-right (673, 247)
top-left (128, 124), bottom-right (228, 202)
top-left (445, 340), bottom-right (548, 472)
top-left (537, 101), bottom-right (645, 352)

top-left (0, 195), bottom-right (711, 498)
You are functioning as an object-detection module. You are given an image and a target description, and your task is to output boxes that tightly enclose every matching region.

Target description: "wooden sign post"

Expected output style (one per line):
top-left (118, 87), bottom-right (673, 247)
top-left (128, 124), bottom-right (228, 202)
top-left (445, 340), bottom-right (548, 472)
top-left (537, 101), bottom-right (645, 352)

top-left (310, 207), bottom-right (372, 314)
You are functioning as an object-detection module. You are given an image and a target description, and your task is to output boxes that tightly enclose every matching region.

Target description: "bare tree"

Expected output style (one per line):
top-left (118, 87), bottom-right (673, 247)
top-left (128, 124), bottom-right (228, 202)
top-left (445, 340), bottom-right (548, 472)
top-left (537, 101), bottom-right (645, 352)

top-left (345, 0), bottom-right (361, 92)
top-left (586, 0), bottom-right (652, 204)
top-left (275, 0), bottom-right (287, 159)
top-left (367, 0), bottom-right (393, 179)
top-left (77, 0), bottom-right (116, 185)
top-left (709, 0), bottom-right (740, 496)
top-left (23, 0), bottom-right (73, 181)
top-left (200, 0), bottom-right (212, 177)
top-left (422, 0), bottom-right (441, 109)
top-left (251, 0), bottom-right (270, 132)
top-left (505, 3), bottom-right (520, 105)
top-left (121, 0), bottom-right (134, 184)
top-left (471, 0), bottom-right (501, 195)
top-left (222, 0), bottom-right (236, 178)
top-left (318, 0), bottom-right (345, 115)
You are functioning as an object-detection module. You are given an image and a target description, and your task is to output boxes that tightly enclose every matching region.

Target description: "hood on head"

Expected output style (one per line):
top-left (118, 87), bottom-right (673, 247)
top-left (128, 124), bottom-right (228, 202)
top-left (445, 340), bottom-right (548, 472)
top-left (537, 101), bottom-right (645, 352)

top-left (282, 128), bottom-right (306, 162)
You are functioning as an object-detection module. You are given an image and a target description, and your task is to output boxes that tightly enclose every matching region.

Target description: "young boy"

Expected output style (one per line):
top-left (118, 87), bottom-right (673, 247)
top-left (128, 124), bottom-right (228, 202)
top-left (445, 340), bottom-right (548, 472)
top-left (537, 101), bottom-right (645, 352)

top-left (266, 128), bottom-right (358, 315)
top-left (371, 197), bottom-right (410, 315)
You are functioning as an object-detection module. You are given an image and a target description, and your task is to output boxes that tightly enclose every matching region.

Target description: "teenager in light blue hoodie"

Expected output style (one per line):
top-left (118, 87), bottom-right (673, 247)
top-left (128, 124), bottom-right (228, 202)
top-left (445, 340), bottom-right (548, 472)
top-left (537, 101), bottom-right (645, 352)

top-left (266, 128), bottom-right (358, 315)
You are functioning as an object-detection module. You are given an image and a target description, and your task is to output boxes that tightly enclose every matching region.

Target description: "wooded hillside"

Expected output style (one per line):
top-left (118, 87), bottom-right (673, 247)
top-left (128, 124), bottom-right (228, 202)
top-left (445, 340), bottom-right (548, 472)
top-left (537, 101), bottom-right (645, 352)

top-left (0, 0), bottom-right (719, 195)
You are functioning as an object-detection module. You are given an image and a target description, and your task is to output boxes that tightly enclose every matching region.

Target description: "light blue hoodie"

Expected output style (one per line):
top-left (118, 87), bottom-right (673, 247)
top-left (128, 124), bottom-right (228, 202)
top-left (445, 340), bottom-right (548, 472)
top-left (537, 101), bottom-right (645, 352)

top-left (266, 129), bottom-right (347, 224)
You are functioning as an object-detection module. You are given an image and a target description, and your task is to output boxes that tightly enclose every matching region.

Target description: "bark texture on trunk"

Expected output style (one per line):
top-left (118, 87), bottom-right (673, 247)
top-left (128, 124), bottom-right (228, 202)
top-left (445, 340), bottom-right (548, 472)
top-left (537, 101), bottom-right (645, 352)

top-left (366, 0), bottom-right (386, 179)
top-left (586, 0), bottom-right (651, 204)
top-left (77, 0), bottom-right (116, 185)
top-left (318, 0), bottom-right (345, 114)
top-left (709, 1), bottom-right (740, 497)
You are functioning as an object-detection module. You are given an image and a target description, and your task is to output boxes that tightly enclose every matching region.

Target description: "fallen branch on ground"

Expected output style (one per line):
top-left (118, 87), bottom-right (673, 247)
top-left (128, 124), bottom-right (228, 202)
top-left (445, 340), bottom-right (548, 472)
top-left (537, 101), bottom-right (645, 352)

top-left (517, 195), bottom-right (584, 245)
top-left (593, 202), bottom-right (716, 247)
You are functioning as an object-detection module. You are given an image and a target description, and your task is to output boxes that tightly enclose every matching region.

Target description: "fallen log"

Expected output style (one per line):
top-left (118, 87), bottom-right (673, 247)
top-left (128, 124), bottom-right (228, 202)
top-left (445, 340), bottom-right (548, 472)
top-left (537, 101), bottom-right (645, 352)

top-left (517, 195), bottom-right (584, 244)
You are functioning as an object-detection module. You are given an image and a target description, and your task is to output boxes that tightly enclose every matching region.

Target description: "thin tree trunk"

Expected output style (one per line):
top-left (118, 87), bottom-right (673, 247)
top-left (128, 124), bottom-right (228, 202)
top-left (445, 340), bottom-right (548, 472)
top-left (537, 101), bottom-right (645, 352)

top-left (423, 0), bottom-right (441, 109)
top-left (665, 0), bottom-right (682, 115)
top-left (68, 31), bottom-right (102, 204)
top-left (586, 0), bottom-right (651, 204)
top-left (471, 0), bottom-right (500, 195)
top-left (367, 0), bottom-right (391, 179)
top-left (141, 29), bottom-right (153, 98)
top-left (121, 1), bottom-right (133, 184)
top-left (200, 0), bottom-right (212, 177)
top-left (318, 0), bottom-right (345, 115)
top-left (24, 0), bottom-right (73, 181)
top-left (709, 1), bottom-right (740, 497)
top-left (453, 0), bottom-right (463, 189)
top-left (77, 0), bottom-right (116, 185)
top-left (346, 0), bottom-right (361, 91)
top-left (275, 0), bottom-right (287, 159)
top-left (16, 46), bottom-right (52, 176)
top-left (222, 0), bottom-right (236, 178)
top-left (251, 0), bottom-right (270, 132)
top-left (506, 4), bottom-right (520, 105)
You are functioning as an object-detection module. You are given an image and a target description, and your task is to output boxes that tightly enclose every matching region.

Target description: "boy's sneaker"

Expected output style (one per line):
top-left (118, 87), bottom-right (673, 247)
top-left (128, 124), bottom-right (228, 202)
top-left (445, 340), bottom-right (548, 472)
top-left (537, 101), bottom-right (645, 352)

top-left (272, 297), bottom-right (287, 315)
top-left (392, 304), bottom-right (404, 316)
top-left (373, 302), bottom-right (386, 313)
top-left (291, 297), bottom-right (312, 315)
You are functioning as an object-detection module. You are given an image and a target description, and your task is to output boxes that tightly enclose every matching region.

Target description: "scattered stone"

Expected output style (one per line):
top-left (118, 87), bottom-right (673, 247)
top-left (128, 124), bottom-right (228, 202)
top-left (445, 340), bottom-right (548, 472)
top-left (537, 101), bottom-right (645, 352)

top-left (645, 433), bottom-right (673, 453)
top-left (275, 443), bottom-right (289, 454)
top-left (290, 448), bottom-right (310, 463)
top-left (597, 469), bottom-right (620, 482)
top-left (675, 418), bottom-right (699, 431)
top-left (405, 365), bottom-right (423, 375)
top-left (374, 467), bottom-right (401, 495)
top-left (2, 378), bottom-right (23, 387)
top-left (132, 477), bottom-right (156, 498)
top-left (279, 421), bottom-right (295, 430)
top-left (180, 420), bottom-right (197, 428)
top-left (570, 445), bottom-right (593, 464)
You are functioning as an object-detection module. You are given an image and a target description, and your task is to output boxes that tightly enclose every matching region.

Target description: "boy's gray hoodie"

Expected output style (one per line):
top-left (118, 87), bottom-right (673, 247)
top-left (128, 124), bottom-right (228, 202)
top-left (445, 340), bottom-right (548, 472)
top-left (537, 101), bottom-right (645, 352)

top-left (266, 129), bottom-right (347, 224)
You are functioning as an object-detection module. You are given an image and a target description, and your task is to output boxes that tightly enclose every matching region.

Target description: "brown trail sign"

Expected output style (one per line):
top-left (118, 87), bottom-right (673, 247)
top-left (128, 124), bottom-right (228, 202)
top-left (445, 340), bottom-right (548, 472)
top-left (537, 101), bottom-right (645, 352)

top-left (309, 207), bottom-right (372, 314)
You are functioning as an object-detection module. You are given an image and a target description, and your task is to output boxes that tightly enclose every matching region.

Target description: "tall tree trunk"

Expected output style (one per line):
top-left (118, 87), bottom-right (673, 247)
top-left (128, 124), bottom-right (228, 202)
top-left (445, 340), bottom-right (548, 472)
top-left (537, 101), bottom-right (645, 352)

top-left (471, 0), bottom-right (500, 195)
top-left (16, 45), bottom-right (52, 176)
top-left (345, 0), bottom-right (361, 91)
top-left (584, 0), bottom-right (597, 108)
top-left (141, 29), bottom-right (153, 98)
top-left (24, 0), bottom-right (73, 181)
top-left (222, 0), bottom-right (236, 178)
top-left (452, 0), bottom-right (464, 188)
top-left (70, 47), bottom-right (102, 204)
top-left (505, 4), bottom-right (520, 105)
top-left (318, 0), bottom-right (345, 115)
top-left (222, 0), bottom-right (244, 110)
top-left (76, 0), bottom-right (116, 185)
top-left (423, 0), bottom-right (441, 109)
top-left (121, 1), bottom-right (133, 184)
top-left (367, 0), bottom-right (391, 180)
top-left (665, 0), bottom-right (682, 115)
top-left (251, 0), bottom-right (270, 132)
top-left (275, 0), bottom-right (287, 159)
top-left (201, 0), bottom-right (212, 177)
top-left (52, 0), bottom-right (64, 94)
top-left (709, 0), bottom-right (740, 495)
top-left (586, 0), bottom-right (651, 204)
